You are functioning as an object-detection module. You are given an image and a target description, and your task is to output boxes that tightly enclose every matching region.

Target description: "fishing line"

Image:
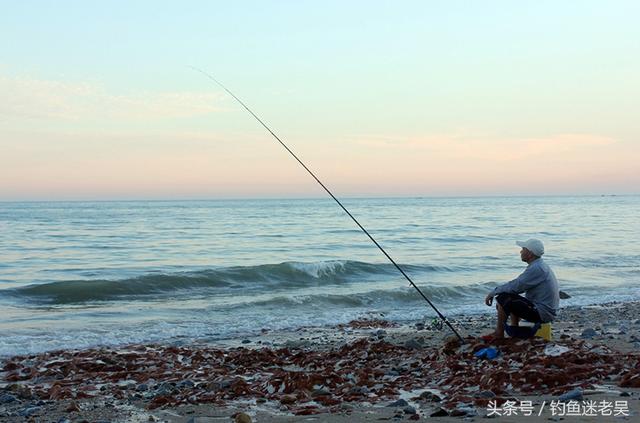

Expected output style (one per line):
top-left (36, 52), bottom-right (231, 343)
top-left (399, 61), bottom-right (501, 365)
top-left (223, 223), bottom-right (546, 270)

top-left (191, 67), bottom-right (464, 343)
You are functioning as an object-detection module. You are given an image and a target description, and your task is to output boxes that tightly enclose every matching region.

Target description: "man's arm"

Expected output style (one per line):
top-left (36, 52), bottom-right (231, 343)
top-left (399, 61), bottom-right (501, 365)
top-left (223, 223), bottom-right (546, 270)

top-left (491, 264), bottom-right (546, 296)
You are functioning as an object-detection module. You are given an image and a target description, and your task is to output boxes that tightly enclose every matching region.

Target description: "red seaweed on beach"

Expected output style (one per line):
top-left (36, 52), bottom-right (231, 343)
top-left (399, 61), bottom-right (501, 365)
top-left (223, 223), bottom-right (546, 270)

top-left (1, 330), bottom-right (638, 415)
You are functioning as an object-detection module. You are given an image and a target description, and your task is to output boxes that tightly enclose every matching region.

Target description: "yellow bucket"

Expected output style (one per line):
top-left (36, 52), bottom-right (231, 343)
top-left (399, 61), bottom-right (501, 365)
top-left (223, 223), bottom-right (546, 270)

top-left (535, 323), bottom-right (552, 341)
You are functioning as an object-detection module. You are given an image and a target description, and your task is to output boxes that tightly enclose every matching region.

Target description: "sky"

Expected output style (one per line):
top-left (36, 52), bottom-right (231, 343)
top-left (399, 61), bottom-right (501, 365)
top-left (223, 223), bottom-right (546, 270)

top-left (1, 0), bottom-right (638, 200)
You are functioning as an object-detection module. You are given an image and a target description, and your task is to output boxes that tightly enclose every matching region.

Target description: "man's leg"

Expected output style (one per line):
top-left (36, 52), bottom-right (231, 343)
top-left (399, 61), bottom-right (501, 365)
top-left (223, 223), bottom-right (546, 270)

top-left (494, 302), bottom-right (507, 338)
top-left (511, 315), bottom-right (520, 326)
top-left (494, 293), bottom-right (541, 338)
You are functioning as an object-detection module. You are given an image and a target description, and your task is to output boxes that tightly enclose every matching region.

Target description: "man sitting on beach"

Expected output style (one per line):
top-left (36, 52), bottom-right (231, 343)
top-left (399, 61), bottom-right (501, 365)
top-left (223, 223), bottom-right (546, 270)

top-left (484, 239), bottom-right (559, 339)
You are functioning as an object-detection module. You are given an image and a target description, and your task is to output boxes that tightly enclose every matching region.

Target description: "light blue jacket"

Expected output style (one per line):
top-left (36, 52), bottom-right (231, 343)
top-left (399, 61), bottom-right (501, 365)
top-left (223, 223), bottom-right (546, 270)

top-left (493, 258), bottom-right (559, 323)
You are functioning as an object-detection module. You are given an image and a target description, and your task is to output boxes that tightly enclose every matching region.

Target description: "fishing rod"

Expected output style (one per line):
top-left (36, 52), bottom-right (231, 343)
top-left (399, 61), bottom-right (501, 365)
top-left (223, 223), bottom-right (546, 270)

top-left (192, 67), bottom-right (464, 344)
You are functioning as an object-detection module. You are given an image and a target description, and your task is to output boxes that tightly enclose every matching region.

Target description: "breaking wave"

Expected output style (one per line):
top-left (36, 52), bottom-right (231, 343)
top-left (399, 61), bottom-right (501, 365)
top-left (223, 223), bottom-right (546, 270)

top-left (1, 260), bottom-right (459, 304)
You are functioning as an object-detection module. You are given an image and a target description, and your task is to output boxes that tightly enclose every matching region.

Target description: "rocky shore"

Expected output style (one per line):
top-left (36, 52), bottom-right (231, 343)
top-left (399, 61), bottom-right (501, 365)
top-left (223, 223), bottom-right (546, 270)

top-left (1, 301), bottom-right (639, 422)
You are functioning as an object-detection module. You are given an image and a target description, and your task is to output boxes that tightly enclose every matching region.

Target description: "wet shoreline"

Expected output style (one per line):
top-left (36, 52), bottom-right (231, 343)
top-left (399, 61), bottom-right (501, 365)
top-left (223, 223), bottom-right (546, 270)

top-left (1, 301), bottom-right (639, 422)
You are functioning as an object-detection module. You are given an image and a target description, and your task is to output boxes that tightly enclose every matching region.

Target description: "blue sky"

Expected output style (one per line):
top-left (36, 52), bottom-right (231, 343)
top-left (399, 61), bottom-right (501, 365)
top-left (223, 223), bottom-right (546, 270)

top-left (1, 1), bottom-right (639, 199)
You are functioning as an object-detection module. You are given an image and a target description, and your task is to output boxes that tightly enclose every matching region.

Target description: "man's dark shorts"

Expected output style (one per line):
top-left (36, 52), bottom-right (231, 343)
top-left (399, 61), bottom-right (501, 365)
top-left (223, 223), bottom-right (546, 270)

top-left (496, 293), bottom-right (542, 323)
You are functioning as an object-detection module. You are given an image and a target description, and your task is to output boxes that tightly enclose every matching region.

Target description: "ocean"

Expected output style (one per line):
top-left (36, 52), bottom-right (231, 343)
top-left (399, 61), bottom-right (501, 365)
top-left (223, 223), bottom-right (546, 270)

top-left (1, 196), bottom-right (638, 357)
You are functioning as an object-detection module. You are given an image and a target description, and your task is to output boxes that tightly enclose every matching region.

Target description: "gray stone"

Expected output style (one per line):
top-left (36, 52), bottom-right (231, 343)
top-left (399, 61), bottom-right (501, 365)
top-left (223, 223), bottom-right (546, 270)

top-left (241, 339), bottom-right (251, 344)
top-left (349, 386), bottom-right (370, 395)
top-left (404, 339), bottom-right (422, 350)
top-left (476, 390), bottom-right (496, 398)
top-left (311, 387), bottom-right (331, 397)
top-left (581, 328), bottom-right (597, 339)
top-left (0, 393), bottom-right (17, 404)
top-left (558, 387), bottom-right (583, 402)
top-left (430, 407), bottom-right (449, 417)
top-left (415, 322), bottom-right (425, 331)
top-left (404, 406), bottom-right (417, 414)
top-left (136, 383), bottom-right (149, 392)
top-left (376, 329), bottom-right (387, 337)
top-left (155, 383), bottom-right (177, 396)
top-left (456, 406), bottom-right (478, 416)
top-left (388, 398), bottom-right (409, 407)
top-left (559, 290), bottom-right (571, 299)
top-left (620, 391), bottom-right (631, 397)
top-left (19, 406), bottom-right (40, 417)
top-left (177, 380), bottom-right (195, 389)
top-left (419, 391), bottom-right (442, 402)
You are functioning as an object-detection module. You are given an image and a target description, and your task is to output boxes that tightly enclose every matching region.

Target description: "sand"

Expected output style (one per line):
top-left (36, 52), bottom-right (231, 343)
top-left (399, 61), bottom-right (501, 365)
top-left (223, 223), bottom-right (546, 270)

top-left (1, 301), bottom-right (639, 422)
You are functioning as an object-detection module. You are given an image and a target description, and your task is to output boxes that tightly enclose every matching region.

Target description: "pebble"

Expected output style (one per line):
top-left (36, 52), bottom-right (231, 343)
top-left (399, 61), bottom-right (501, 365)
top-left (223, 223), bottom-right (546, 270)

top-left (349, 386), bottom-right (370, 394)
top-left (453, 406), bottom-right (477, 416)
top-left (376, 329), bottom-right (387, 338)
top-left (311, 387), bottom-right (331, 397)
top-left (241, 339), bottom-right (251, 344)
top-left (559, 387), bottom-right (583, 402)
top-left (404, 405), bottom-right (417, 414)
top-left (415, 322), bottom-right (425, 331)
top-left (430, 407), bottom-right (449, 417)
top-left (19, 406), bottom-right (40, 417)
top-left (404, 339), bottom-right (422, 350)
top-left (0, 393), bottom-right (17, 404)
top-left (136, 383), bottom-right (149, 392)
top-left (475, 390), bottom-right (496, 398)
top-left (66, 401), bottom-right (80, 412)
top-left (388, 398), bottom-right (409, 407)
top-left (177, 380), bottom-right (195, 389)
top-left (155, 384), bottom-right (175, 396)
top-left (419, 391), bottom-right (442, 402)
top-left (281, 394), bottom-right (297, 404)
top-left (234, 412), bottom-right (252, 423)
top-left (581, 328), bottom-right (597, 339)
top-left (620, 392), bottom-right (631, 397)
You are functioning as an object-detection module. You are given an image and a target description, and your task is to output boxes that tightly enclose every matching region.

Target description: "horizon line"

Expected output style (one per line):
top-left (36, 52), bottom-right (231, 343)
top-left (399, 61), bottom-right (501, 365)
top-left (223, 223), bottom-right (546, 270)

top-left (0, 193), bottom-right (637, 204)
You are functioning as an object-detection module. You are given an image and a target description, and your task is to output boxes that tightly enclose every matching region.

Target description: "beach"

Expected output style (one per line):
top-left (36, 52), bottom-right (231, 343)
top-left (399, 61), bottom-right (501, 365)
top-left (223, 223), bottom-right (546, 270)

top-left (1, 197), bottom-right (639, 421)
top-left (2, 300), bottom-right (638, 422)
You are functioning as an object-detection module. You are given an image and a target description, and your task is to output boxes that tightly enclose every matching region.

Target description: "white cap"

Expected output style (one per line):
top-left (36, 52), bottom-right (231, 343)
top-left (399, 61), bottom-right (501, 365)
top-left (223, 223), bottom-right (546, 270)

top-left (516, 238), bottom-right (544, 257)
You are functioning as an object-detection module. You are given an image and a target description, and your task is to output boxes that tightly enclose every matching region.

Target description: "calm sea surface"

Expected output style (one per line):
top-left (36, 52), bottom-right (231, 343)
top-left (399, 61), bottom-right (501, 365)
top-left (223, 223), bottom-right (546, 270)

top-left (0, 196), bottom-right (638, 356)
